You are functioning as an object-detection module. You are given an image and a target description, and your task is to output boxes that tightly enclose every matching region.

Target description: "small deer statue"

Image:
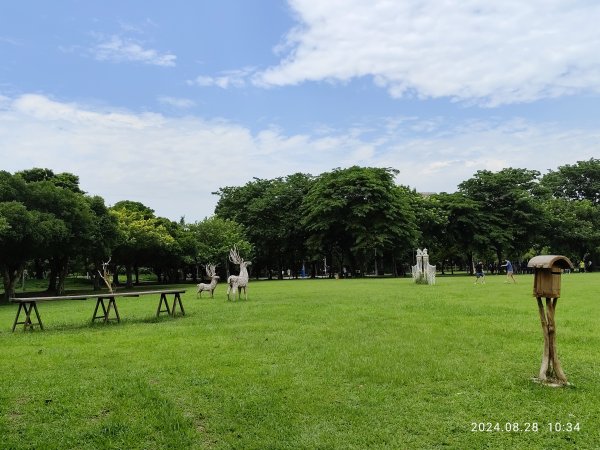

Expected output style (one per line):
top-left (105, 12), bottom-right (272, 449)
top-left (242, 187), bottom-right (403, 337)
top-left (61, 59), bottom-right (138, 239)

top-left (227, 246), bottom-right (251, 301)
top-left (98, 258), bottom-right (114, 293)
top-left (196, 264), bottom-right (220, 298)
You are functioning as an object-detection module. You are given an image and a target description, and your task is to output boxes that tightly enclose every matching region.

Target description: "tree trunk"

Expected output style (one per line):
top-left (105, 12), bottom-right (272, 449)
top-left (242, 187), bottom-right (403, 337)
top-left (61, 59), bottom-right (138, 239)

top-left (92, 271), bottom-right (101, 290)
top-left (46, 259), bottom-right (58, 293)
top-left (1, 264), bottom-right (23, 303)
top-left (113, 265), bottom-right (121, 285)
top-left (125, 265), bottom-right (133, 288)
top-left (34, 258), bottom-right (45, 279)
top-left (374, 252), bottom-right (378, 276)
top-left (277, 256), bottom-right (283, 280)
top-left (496, 249), bottom-right (503, 273)
top-left (223, 258), bottom-right (229, 279)
top-left (55, 257), bottom-right (69, 295)
top-left (466, 252), bottom-right (473, 275)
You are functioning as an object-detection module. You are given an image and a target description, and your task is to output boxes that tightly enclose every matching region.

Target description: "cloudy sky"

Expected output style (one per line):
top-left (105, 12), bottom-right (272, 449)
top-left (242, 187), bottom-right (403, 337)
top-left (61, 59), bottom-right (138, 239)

top-left (1, 0), bottom-right (599, 221)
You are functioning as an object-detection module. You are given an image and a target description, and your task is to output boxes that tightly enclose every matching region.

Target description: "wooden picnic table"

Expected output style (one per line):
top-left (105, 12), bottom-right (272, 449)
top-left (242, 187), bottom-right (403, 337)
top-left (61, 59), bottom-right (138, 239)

top-left (10, 289), bottom-right (186, 331)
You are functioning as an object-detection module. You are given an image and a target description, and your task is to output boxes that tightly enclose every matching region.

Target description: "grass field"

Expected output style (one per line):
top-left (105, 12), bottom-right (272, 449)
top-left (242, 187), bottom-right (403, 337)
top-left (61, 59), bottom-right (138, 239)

top-left (1, 273), bottom-right (599, 449)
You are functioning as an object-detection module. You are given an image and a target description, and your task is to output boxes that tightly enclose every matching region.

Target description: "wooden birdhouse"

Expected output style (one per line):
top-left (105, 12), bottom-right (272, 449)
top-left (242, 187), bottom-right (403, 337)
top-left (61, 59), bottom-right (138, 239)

top-left (527, 255), bottom-right (574, 299)
top-left (526, 255), bottom-right (574, 386)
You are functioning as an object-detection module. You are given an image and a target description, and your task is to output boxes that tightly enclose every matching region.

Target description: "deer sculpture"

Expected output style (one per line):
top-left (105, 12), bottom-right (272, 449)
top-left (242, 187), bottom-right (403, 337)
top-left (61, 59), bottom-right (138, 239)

top-left (196, 264), bottom-right (220, 298)
top-left (227, 246), bottom-right (251, 301)
top-left (98, 258), bottom-right (114, 293)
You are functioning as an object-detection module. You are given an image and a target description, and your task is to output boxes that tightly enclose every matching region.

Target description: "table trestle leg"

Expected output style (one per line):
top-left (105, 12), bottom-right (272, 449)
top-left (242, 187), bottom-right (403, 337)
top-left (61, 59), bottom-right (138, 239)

top-left (12, 301), bottom-right (44, 331)
top-left (156, 293), bottom-right (171, 317)
top-left (92, 298), bottom-right (108, 322)
top-left (92, 297), bottom-right (120, 323)
top-left (105, 297), bottom-right (120, 323)
top-left (171, 292), bottom-right (185, 317)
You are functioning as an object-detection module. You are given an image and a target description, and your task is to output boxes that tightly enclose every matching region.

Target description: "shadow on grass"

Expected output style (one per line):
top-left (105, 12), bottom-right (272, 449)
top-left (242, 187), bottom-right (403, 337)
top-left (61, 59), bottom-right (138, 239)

top-left (9, 312), bottom-right (193, 334)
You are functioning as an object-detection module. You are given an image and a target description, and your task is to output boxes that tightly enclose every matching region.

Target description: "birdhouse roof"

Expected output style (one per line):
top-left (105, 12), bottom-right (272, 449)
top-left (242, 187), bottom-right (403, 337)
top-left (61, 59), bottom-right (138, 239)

top-left (527, 255), bottom-right (574, 269)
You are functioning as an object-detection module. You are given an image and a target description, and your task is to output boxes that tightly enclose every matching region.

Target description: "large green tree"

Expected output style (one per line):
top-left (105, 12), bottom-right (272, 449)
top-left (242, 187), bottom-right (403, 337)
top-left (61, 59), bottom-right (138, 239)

top-left (187, 216), bottom-right (252, 280)
top-left (0, 170), bottom-right (100, 296)
top-left (214, 173), bottom-right (313, 278)
top-left (0, 201), bottom-right (66, 301)
top-left (151, 216), bottom-right (197, 284)
top-left (20, 176), bottom-right (96, 294)
top-left (301, 166), bottom-right (418, 276)
top-left (428, 192), bottom-right (486, 273)
top-left (84, 196), bottom-right (120, 290)
top-left (540, 198), bottom-right (600, 261)
top-left (540, 158), bottom-right (600, 205)
top-left (16, 167), bottom-right (84, 194)
top-left (110, 201), bottom-right (176, 287)
top-left (538, 158), bottom-right (600, 267)
top-left (458, 168), bottom-right (542, 265)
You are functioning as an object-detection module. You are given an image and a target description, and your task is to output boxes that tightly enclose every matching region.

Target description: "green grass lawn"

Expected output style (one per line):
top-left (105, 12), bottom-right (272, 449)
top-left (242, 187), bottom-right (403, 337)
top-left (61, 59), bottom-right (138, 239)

top-left (1, 273), bottom-right (599, 449)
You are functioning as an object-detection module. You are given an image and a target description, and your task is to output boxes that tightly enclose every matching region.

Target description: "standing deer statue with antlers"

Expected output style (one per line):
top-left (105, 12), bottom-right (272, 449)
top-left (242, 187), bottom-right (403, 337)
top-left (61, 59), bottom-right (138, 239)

top-left (227, 246), bottom-right (251, 301)
top-left (196, 264), bottom-right (219, 298)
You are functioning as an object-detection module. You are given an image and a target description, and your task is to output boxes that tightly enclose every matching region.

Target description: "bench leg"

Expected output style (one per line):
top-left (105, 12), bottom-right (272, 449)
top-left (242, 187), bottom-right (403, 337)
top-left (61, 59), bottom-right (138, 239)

top-left (106, 298), bottom-right (121, 323)
top-left (92, 298), bottom-right (108, 322)
top-left (171, 293), bottom-right (185, 317)
top-left (12, 302), bottom-right (43, 331)
top-left (23, 303), bottom-right (34, 330)
top-left (32, 302), bottom-right (44, 330)
top-left (93, 297), bottom-right (120, 323)
top-left (156, 293), bottom-right (171, 317)
top-left (12, 303), bottom-right (23, 332)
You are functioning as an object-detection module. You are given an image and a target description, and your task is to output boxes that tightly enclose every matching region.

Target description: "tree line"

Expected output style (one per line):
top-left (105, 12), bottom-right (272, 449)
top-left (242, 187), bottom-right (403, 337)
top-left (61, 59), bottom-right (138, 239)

top-left (0, 168), bottom-right (249, 302)
top-left (2, 160), bottom-right (599, 301)
top-left (214, 162), bottom-right (600, 279)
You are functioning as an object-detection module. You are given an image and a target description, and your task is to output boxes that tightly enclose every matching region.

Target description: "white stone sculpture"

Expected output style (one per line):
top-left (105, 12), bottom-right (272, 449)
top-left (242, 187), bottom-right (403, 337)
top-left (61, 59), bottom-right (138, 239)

top-left (196, 264), bottom-right (219, 298)
top-left (227, 246), bottom-right (251, 301)
top-left (412, 248), bottom-right (436, 285)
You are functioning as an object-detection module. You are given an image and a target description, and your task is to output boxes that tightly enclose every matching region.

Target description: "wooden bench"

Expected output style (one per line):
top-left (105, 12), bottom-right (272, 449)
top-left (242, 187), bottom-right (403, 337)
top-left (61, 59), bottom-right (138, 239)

top-left (10, 289), bottom-right (186, 331)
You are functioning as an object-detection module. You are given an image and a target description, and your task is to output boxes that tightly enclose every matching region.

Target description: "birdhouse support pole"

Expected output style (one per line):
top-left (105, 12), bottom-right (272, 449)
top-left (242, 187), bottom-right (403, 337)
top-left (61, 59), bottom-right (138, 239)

top-left (536, 297), bottom-right (567, 384)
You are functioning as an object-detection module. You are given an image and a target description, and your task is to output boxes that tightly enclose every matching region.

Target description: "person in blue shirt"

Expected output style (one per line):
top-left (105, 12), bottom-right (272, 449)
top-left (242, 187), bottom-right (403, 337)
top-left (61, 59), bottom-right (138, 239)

top-left (501, 259), bottom-right (516, 283)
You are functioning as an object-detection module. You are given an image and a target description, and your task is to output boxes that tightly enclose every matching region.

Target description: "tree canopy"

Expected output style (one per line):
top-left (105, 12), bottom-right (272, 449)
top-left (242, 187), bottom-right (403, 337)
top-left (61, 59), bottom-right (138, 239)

top-left (301, 166), bottom-right (418, 275)
top-left (2, 159), bottom-right (600, 300)
top-left (540, 158), bottom-right (600, 205)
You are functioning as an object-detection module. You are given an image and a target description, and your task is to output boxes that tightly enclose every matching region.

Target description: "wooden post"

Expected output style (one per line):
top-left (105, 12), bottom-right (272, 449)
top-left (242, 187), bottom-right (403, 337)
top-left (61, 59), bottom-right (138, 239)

top-left (536, 296), bottom-right (567, 385)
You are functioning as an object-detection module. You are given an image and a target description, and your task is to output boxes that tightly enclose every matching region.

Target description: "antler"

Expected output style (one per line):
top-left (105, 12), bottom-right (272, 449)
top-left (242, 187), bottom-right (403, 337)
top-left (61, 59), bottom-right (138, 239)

top-left (229, 246), bottom-right (243, 264)
top-left (98, 258), bottom-right (114, 293)
top-left (205, 264), bottom-right (217, 277)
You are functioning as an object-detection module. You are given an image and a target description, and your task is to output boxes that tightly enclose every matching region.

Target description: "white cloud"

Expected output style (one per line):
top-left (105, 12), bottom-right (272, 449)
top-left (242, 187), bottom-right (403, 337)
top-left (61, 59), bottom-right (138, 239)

top-left (256, 0), bottom-right (600, 105)
top-left (91, 35), bottom-right (176, 67)
top-left (157, 96), bottom-right (196, 109)
top-left (0, 94), bottom-right (598, 221)
top-left (188, 67), bottom-right (255, 89)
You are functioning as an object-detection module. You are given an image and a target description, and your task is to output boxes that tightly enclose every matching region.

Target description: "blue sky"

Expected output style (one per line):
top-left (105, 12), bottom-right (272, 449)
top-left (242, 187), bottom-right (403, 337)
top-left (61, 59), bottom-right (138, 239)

top-left (1, 0), bottom-right (599, 221)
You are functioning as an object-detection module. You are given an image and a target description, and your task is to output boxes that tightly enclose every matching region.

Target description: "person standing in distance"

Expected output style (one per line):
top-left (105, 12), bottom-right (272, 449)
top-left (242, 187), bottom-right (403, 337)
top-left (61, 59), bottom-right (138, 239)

top-left (501, 259), bottom-right (516, 283)
top-left (474, 261), bottom-right (486, 284)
